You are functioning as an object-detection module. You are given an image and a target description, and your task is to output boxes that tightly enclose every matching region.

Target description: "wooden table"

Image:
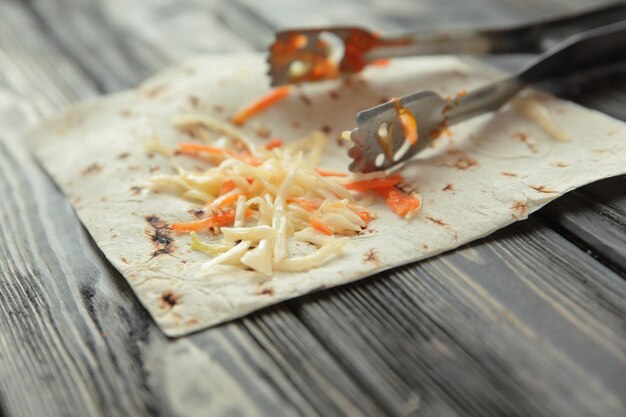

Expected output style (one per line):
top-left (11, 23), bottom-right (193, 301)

top-left (1, 0), bottom-right (624, 416)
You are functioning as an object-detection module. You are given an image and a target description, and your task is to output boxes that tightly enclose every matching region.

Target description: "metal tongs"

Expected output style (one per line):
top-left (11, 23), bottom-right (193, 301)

top-left (266, 4), bottom-right (626, 172)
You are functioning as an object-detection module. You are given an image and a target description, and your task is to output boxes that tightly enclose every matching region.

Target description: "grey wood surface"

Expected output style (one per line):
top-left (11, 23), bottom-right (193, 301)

top-left (0, 0), bottom-right (624, 416)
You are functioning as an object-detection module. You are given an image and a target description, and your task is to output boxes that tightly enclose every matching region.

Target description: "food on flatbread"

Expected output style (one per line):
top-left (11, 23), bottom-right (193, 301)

top-left (27, 55), bottom-right (626, 336)
top-left (150, 116), bottom-right (422, 275)
top-left (231, 86), bottom-right (292, 126)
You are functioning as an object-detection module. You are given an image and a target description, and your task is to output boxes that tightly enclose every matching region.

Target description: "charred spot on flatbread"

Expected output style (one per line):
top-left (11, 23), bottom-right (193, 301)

top-left (81, 163), bottom-right (102, 176)
top-left (363, 248), bottom-right (382, 266)
top-left (442, 183), bottom-right (454, 192)
top-left (257, 286), bottom-right (275, 296)
top-left (145, 215), bottom-right (176, 257)
top-left (160, 290), bottom-right (179, 308)
top-left (510, 201), bottom-right (529, 219)
top-left (443, 150), bottom-right (478, 170)
top-left (299, 93), bottom-right (312, 106)
top-left (513, 131), bottom-right (538, 154)
top-left (426, 216), bottom-right (447, 226)
top-left (188, 95), bottom-right (201, 108)
top-left (117, 152), bottom-right (130, 160)
top-left (530, 184), bottom-right (557, 194)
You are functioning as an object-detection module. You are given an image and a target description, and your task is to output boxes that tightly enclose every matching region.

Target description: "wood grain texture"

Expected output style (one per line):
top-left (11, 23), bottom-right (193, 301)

top-left (1, 0), bottom-right (625, 416)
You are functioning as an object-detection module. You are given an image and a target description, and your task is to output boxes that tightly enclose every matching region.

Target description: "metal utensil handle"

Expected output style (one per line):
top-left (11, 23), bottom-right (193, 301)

top-left (367, 2), bottom-right (626, 60)
top-left (518, 20), bottom-right (626, 84)
top-left (446, 21), bottom-right (626, 125)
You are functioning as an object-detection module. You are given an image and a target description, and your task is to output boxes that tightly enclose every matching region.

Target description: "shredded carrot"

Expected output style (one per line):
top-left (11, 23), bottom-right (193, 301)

top-left (348, 204), bottom-right (371, 223)
top-left (315, 168), bottom-right (349, 177)
top-left (352, 209), bottom-right (371, 223)
top-left (369, 58), bottom-right (391, 67)
top-left (171, 210), bottom-right (236, 232)
top-left (238, 155), bottom-right (263, 166)
top-left (376, 187), bottom-right (421, 217)
top-left (288, 197), bottom-right (322, 212)
top-left (231, 86), bottom-right (292, 126)
top-left (391, 99), bottom-right (418, 145)
top-left (265, 138), bottom-right (283, 150)
top-left (219, 180), bottom-right (236, 196)
top-left (344, 174), bottom-right (403, 192)
top-left (178, 143), bottom-right (228, 156)
top-left (398, 111), bottom-right (418, 145)
top-left (310, 218), bottom-right (334, 235)
top-left (218, 193), bottom-right (240, 208)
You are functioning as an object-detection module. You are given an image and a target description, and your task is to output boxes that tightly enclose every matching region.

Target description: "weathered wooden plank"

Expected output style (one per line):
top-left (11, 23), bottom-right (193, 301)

top-left (294, 219), bottom-right (626, 417)
top-left (0, 3), bottom-right (392, 417)
top-left (542, 176), bottom-right (626, 275)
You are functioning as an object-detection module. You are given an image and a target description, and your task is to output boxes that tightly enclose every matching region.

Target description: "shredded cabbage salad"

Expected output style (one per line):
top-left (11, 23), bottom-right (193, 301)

top-left (149, 113), bottom-right (421, 275)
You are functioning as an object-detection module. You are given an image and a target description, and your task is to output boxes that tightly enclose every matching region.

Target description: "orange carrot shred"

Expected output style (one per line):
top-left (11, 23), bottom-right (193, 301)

top-left (315, 168), bottom-right (349, 177)
top-left (369, 58), bottom-right (391, 67)
top-left (344, 174), bottom-right (403, 192)
top-left (265, 138), bottom-right (283, 150)
top-left (219, 180), bottom-right (236, 196)
top-left (171, 210), bottom-right (236, 232)
top-left (310, 218), bottom-right (334, 235)
top-left (231, 86), bottom-right (292, 126)
top-left (354, 210), bottom-right (371, 223)
top-left (288, 197), bottom-right (322, 212)
top-left (178, 143), bottom-right (227, 155)
top-left (376, 186), bottom-right (421, 217)
top-left (391, 99), bottom-right (418, 145)
top-left (218, 193), bottom-right (240, 208)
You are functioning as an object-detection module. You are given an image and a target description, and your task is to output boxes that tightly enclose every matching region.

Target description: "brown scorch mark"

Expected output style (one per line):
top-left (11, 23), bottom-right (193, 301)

top-left (510, 201), bottom-right (529, 219)
top-left (117, 152), bottom-right (130, 160)
top-left (329, 91), bottom-right (339, 100)
top-left (397, 182), bottom-right (419, 195)
top-left (363, 248), bottom-right (382, 266)
top-left (188, 96), bottom-right (200, 108)
top-left (321, 125), bottom-right (332, 134)
top-left (299, 93), bottom-right (312, 106)
top-left (501, 171), bottom-right (518, 177)
top-left (530, 185), bottom-right (557, 194)
top-left (422, 244), bottom-right (429, 251)
top-left (145, 215), bottom-right (176, 257)
top-left (188, 208), bottom-right (205, 218)
top-left (100, 196), bottom-right (107, 202)
top-left (442, 183), bottom-right (454, 192)
top-left (257, 286), bottom-right (275, 296)
top-left (443, 151), bottom-right (478, 170)
top-left (119, 109), bottom-right (132, 118)
top-left (120, 257), bottom-right (128, 264)
top-left (213, 105), bottom-right (224, 113)
top-left (427, 216), bottom-right (447, 226)
top-left (130, 186), bottom-right (143, 195)
top-left (160, 290), bottom-right (179, 308)
top-left (149, 166), bottom-right (160, 173)
top-left (144, 84), bottom-right (167, 98)
top-left (551, 162), bottom-right (568, 168)
top-left (513, 132), bottom-right (538, 154)
top-left (81, 163), bottom-right (102, 175)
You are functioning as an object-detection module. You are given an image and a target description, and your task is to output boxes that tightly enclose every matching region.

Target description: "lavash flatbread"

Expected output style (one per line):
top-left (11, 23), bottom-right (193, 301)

top-left (28, 54), bottom-right (626, 336)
